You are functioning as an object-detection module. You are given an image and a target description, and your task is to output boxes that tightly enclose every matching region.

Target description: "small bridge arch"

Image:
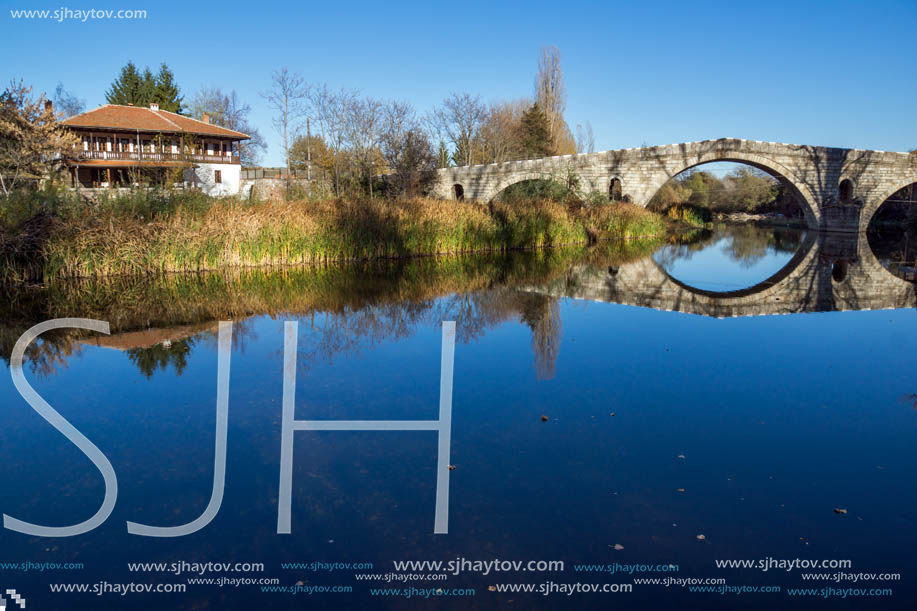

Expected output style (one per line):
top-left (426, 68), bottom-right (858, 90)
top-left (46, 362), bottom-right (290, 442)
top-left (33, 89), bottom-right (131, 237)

top-left (485, 172), bottom-right (557, 202)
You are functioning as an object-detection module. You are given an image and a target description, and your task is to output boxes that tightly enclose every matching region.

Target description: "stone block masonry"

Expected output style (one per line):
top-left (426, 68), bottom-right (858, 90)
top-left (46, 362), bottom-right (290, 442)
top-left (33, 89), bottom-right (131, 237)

top-left (433, 138), bottom-right (917, 233)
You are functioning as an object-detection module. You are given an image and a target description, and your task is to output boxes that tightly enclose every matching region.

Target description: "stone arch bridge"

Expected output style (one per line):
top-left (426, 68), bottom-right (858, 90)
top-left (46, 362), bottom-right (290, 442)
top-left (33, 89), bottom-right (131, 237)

top-left (432, 138), bottom-right (917, 233)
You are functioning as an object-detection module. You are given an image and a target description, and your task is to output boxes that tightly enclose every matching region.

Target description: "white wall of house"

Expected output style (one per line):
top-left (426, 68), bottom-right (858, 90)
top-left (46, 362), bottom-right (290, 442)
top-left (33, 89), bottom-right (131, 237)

top-left (185, 163), bottom-right (241, 196)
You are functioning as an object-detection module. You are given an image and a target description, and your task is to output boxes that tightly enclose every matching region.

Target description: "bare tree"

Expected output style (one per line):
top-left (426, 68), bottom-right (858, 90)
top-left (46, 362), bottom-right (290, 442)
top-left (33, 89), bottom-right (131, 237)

top-left (584, 121), bottom-right (595, 153)
top-left (52, 83), bottom-right (85, 118)
top-left (381, 100), bottom-right (436, 197)
top-left (479, 99), bottom-right (529, 163)
top-left (535, 45), bottom-right (567, 150)
top-left (315, 86), bottom-right (359, 195)
top-left (575, 121), bottom-right (595, 154)
top-left (382, 100), bottom-right (415, 146)
top-left (343, 96), bottom-right (383, 197)
top-left (191, 86), bottom-right (266, 165)
top-left (575, 124), bottom-right (585, 154)
top-left (429, 93), bottom-right (486, 167)
top-left (261, 68), bottom-right (308, 177)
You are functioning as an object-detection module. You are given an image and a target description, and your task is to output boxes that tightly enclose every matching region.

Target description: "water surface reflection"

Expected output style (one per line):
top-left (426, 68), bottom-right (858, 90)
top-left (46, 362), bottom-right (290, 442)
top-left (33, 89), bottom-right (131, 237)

top-left (0, 225), bottom-right (915, 610)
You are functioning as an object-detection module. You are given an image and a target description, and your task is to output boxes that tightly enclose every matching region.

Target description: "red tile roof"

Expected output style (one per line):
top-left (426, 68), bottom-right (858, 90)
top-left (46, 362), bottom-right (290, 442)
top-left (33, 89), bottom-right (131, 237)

top-left (61, 104), bottom-right (250, 139)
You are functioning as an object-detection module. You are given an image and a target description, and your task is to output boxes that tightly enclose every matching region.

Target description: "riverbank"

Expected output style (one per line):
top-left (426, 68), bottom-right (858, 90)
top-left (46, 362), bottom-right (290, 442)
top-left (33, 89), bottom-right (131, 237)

top-left (0, 195), bottom-right (666, 281)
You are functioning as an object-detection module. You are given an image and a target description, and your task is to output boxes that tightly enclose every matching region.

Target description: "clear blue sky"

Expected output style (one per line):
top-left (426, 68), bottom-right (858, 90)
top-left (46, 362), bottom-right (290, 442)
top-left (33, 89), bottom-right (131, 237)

top-left (3, 0), bottom-right (915, 166)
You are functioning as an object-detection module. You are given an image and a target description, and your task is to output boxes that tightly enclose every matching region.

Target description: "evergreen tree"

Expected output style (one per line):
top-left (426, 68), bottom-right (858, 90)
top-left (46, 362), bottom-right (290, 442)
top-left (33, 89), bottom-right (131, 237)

top-left (450, 139), bottom-right (469, 167)
top-left (105, 61), bottom-right (148, 106)
top-left (140, 67), bottom-right (156, 105)
top-left (153, 63), bottom-right (183, 113)
top-left (518, 104), bottom-right (554, 159)
top-left (105, 61), bottom-right (183, 113)
top-left (437, 140), bottom-right (451, 168)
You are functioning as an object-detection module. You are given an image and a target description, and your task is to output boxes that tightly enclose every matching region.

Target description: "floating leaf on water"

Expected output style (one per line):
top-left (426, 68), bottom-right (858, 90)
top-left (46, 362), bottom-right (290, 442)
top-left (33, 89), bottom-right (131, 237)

top-left (448, 465), bottom-right (456, 471)
top-left (696, 534), bottom-right (706, 540)
top-left (541, 415), bottom-right (549, 422)
top-left (488, 586), bottom-right (497, 592)
top-left (295, 581), bottom-right (304, 586)
top-left (610, 412), bottom-right (616, 417)
top-left (677, 488), bottom-right (685, 493)
top-left (614, 544), bottom-right (624, 550)
top-left (834, 508), bottom-right (848, 514)
top-left (677, 454), bottom-right (686, 459)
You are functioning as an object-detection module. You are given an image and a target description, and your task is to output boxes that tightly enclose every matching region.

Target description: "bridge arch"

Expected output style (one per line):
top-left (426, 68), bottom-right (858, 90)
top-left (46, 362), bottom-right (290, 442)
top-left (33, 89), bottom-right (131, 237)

top-left (638, 151), bottom-right (821, 229)
top-left (860, 175), bottom-right (917, 230)
top-left (484, 172), bottom-right (557, 202)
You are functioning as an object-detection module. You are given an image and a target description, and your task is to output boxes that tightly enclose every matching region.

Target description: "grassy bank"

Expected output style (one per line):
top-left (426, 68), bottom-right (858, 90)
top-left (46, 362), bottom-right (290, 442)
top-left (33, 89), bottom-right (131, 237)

top-left (0, 192), bottom-right (665, 281)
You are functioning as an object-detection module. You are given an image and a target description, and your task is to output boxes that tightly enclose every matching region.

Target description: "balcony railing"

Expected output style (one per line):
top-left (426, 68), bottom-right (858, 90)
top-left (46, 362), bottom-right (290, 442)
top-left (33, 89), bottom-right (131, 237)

top-left (74, 150), bottom-right (240, 164)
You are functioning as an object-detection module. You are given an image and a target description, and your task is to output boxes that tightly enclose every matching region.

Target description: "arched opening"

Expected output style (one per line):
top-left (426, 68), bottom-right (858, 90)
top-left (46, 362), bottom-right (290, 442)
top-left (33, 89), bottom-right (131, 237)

top-left (647, 161), bottom-right (807, 227)
top-left (609, 177), bottom-right (623, 201)
top-left (647, 160), bottom-right (811, 293)
top-left (838, 179), bottom-right (854, 204)
top-left (492, 176), bottom-right (570, 203)
top-left (452, 183), bottom-right (464, 201)
top-left (866, 181), bottom-right (917, 281)
top-left (831, 260), bottom-right (848, 283)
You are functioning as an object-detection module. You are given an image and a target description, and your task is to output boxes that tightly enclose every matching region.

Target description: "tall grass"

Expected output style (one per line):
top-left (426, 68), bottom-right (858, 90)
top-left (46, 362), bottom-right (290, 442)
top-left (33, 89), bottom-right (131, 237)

top-left (1, 193), bottom-right (667, 281)
top-left (583, 202), bottom-right (668, 240)
top-left (664, 205), bottom-right (712, 227)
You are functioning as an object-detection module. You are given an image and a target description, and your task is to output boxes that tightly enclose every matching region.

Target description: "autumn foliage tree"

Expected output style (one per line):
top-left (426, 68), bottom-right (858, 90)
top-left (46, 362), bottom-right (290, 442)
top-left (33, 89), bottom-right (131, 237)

top-left (0, 80), bottom-right (78, 198)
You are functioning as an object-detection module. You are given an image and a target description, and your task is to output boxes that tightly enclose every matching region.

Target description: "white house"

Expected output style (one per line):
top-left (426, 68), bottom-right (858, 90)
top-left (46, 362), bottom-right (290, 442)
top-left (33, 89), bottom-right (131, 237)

top-left (60, 103), bottom-right (250, 196)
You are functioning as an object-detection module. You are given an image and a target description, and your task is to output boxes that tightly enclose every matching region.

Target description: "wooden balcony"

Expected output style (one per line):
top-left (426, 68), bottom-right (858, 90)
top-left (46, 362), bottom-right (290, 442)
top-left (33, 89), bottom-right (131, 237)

top-left (73, 150), bottom-right (240, 165)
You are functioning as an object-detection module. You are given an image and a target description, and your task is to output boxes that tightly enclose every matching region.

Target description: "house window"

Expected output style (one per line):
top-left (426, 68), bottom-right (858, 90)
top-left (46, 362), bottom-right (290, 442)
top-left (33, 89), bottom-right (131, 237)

top-left (214, 170), bottom-right (222, 184)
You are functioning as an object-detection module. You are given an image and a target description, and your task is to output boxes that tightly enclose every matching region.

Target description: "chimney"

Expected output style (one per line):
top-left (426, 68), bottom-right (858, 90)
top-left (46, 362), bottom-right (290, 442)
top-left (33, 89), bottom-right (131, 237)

top-left (149, 103), bottom-right (160, 111)
top-left (201, 113), bottom-right (210, 124)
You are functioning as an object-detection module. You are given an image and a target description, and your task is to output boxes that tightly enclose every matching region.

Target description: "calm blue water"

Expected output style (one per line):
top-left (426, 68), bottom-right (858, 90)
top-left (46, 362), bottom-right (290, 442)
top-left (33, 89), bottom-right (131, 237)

top-left (654, 227), bottom-right (802, 291)
top-left (1, 226), bottom-right (915, 610)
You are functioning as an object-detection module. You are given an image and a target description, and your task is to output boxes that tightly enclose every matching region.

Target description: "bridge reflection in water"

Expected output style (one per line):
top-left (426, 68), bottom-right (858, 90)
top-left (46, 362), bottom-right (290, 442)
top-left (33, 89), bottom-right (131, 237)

top-left (525, 232), bottom-right (917, 318)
